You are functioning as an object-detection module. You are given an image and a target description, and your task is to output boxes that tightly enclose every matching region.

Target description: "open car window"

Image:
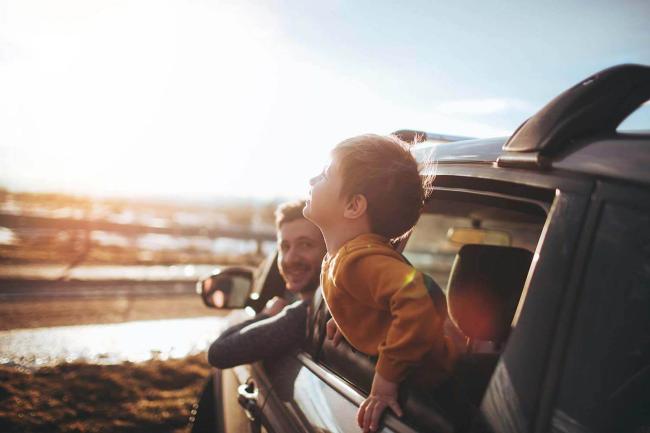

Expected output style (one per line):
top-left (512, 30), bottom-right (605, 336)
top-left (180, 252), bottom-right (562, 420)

top-left (311, 183), bottom-right (551, 432)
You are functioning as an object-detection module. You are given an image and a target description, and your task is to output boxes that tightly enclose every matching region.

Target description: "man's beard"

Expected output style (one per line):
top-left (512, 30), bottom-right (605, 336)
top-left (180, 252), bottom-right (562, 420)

top-left (297, 271), bottom-right (321, 295)
top-left (283, 268), bottom-right (321, 296)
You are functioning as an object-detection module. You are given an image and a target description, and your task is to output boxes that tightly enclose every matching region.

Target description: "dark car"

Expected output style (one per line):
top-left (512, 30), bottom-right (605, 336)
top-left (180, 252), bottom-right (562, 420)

top-left (196, 64), bottom-right (650, 433)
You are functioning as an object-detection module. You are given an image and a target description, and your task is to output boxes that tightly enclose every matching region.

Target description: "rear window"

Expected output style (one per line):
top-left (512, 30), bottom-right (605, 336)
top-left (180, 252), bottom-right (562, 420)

top-left (403, 191), bottom-right (546, 289)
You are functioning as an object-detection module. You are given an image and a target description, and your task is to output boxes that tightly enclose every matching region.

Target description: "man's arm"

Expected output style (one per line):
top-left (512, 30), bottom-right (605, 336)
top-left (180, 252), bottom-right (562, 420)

top-left (207, 300), bottom-right (308, 369)
top-left (216, 312), bottom-right (269, 340)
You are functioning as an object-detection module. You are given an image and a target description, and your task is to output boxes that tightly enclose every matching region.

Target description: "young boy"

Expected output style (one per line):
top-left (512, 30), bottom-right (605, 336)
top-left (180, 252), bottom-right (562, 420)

top-left (303, 134), bottom-right (455, 433)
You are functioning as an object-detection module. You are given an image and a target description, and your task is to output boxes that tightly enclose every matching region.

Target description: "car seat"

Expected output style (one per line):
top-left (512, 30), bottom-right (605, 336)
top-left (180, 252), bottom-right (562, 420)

top-left (446, 244), bottom-right (533, 406)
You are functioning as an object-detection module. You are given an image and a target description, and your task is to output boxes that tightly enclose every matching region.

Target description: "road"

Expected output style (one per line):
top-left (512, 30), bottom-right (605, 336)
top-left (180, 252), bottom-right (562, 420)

top-left (0, 266), bottom-right (245, 368)
top-left (0, 278), bottom-right (197, 300)
top-left (0, 316), bottom-right (230, 368)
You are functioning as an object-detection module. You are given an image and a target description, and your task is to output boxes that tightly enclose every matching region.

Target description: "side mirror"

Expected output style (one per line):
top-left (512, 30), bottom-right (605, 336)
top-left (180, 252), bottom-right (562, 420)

top-left (197, 267), bottom-right (254, 309)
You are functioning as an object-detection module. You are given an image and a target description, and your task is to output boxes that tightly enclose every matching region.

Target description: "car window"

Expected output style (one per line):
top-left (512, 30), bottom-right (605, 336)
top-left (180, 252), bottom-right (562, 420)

top-left (552, 199), bottom-right (650, 433)
top-left (403, 191), bottom-right (545, 290)
top-left (403, 212), bottom-right (543, 291)
top-left (314, 185), bottom-right (549, 432)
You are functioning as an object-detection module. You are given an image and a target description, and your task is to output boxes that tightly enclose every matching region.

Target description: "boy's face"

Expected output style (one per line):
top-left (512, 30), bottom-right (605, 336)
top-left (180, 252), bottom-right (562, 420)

top-left (303, 158), bottom-right (347, 230)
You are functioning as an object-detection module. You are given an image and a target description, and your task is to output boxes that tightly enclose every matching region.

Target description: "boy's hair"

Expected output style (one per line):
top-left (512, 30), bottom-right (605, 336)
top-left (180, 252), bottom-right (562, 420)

top-left (332, 134), bottom-right (429, 240)
top-left (275, 200), bottom-right (308, 229)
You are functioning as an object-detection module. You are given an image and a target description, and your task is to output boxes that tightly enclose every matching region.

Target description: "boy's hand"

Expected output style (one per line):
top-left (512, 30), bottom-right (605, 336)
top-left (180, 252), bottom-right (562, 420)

top-left (261, 296), bottom-right (287, 317)
top-left (326, 318), bottom-right (344, 347)
top-left (357, 372), bottom-right (403, 432)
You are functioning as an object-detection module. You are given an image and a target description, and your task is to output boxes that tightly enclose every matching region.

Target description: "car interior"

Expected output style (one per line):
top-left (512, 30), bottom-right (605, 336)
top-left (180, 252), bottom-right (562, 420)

top-left (303, 185), bottom-right (552, 432)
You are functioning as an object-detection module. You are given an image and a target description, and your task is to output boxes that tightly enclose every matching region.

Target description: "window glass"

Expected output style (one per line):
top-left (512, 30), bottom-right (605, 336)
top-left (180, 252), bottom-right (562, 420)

top-left (403, 202), bottom-right (544, 290)
top-left (553, 202), bottom-right (650, 433)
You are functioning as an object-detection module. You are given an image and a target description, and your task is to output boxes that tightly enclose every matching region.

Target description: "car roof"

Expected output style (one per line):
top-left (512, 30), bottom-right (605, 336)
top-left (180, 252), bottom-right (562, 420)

top-left (402, 64), bottom-right (650, 187)
top-left (409, 133), bottom-right (650, 187)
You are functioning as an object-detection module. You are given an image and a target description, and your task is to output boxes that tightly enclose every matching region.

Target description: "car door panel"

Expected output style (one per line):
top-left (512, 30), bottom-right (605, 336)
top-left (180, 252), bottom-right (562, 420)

top-left (481, 190), bottom-right (591, 433)
top-left (221, 367), bottom-right (257, 433)
top-left (548, 182), bottom-right (650, 433)
top-left (260, 353), bottom-right (410, 433)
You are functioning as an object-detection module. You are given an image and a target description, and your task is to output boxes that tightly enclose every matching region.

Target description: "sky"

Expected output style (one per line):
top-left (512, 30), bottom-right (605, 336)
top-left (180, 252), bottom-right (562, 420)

top-left (1, 0), bottom-right (649, 201)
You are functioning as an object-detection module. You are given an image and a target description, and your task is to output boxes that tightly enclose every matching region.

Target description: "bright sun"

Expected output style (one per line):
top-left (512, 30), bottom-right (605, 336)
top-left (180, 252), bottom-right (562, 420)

top-left (0, 0), bottom-right (513, 200)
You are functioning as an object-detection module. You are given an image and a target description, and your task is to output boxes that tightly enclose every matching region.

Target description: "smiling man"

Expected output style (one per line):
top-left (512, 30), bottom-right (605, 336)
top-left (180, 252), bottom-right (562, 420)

top-left (206, 200), bottom-right (326, 369)
top-left (262, 200), bottom-right (327, 315)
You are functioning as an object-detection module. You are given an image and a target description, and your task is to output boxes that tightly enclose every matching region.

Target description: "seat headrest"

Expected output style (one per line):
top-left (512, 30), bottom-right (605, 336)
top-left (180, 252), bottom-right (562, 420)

top-left (447, 244), bottom-right (533, 342)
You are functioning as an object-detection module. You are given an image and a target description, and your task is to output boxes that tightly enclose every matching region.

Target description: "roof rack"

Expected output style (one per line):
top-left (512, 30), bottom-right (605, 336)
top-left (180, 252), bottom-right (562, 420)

top-left (392, 129), bottom-right (474, 144)
top-left (502, 64), bottom-right (650, 158)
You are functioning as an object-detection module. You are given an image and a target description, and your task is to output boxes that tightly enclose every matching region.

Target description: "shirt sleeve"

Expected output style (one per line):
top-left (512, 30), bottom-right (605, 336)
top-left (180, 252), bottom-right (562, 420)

top-left (207, 300), bottom-right (308, 369)
top-left (340, 255), bottom-right (446, 382)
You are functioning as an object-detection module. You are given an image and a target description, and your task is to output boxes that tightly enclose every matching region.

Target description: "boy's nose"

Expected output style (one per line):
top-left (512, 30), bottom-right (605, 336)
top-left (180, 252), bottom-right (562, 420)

top-left (309, 175), bottom-right (318, 186)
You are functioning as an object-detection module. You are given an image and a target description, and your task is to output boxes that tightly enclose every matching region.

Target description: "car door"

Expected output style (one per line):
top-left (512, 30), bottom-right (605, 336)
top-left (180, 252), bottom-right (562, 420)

top-left (477, 185), bottom-right (592, 433)
top-left (543, 181), bottom-right (650, 433)
top-left (219, 363), bottom-right (269, 433)
top-left (257, 290), bottom-right (430, 433)
top-left (217, 252), bottom-right (287, 433)
top-left (479, 179), bottom-right (650, 433)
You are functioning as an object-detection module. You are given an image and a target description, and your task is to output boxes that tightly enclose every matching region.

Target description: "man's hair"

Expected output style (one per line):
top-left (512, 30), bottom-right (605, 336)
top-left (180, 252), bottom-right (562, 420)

top-left (275, 200), bottom-right (307, 229)
top-left (332, 134), bottom-right (430, 240)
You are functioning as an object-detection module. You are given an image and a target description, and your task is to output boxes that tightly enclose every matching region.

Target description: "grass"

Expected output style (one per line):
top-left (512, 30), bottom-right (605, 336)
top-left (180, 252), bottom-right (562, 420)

top-left (0, 354), bottom-right (212, 433)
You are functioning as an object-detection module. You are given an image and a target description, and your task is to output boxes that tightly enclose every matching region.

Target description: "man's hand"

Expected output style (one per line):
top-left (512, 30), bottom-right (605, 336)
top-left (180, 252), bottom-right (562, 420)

top-left (261, 296), bottom-right (288, 317)
top-left (326, 318), bottom-right (344, 347)
top-left (357, 372), bottom-right (403, 432)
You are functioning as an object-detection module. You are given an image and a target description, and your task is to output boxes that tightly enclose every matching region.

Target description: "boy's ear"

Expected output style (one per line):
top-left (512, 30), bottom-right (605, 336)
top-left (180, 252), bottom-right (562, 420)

top-left (343, 193), bottom-right (368, 220)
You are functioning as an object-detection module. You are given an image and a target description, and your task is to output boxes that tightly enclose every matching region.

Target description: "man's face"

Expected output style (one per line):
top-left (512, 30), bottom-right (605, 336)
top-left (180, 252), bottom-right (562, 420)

top-left (277, 218), bottom-right (326, 294)
top-left (303, 158), bottom-right (347, 230)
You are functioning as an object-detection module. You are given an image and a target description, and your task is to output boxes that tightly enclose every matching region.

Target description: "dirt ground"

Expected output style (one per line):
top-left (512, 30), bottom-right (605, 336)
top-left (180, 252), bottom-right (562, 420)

top-left (0, 295), bottom-right (222, 331)
top-left (0, 292), bottom-right (230, 432)
top-left (0, 353), bottom-right (212, 433)
top-left (0, 296), bottom-right (225, 432)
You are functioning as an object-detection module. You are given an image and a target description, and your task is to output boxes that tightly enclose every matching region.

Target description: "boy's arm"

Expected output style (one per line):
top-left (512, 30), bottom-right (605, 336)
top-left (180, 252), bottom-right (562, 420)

top-left (358, 371), bottom-right (403, 432)
top-left (325, 314), bottom-right (400, 432)
top-left (352, 255), bottom-right (448, 383)
top-left (337, 255), bottom-right (447, 432)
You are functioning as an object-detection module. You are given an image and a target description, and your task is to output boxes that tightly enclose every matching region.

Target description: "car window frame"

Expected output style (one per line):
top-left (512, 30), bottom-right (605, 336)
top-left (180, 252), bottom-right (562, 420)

top-left (305, 170), bottom-right (574, 433)
top-left (415, 164), bottom-right (596, 433)
top-left (255, 164), bottom-right (597, 433)
top-left (248, 250), bottom-right (287, 312)
top-left (296, 352), bottom-right (433, 433)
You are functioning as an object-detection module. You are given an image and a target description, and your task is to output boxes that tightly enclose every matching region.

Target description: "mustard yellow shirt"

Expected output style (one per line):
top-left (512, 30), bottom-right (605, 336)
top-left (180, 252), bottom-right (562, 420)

top-left (322, 233), bottom-right (454, 383)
